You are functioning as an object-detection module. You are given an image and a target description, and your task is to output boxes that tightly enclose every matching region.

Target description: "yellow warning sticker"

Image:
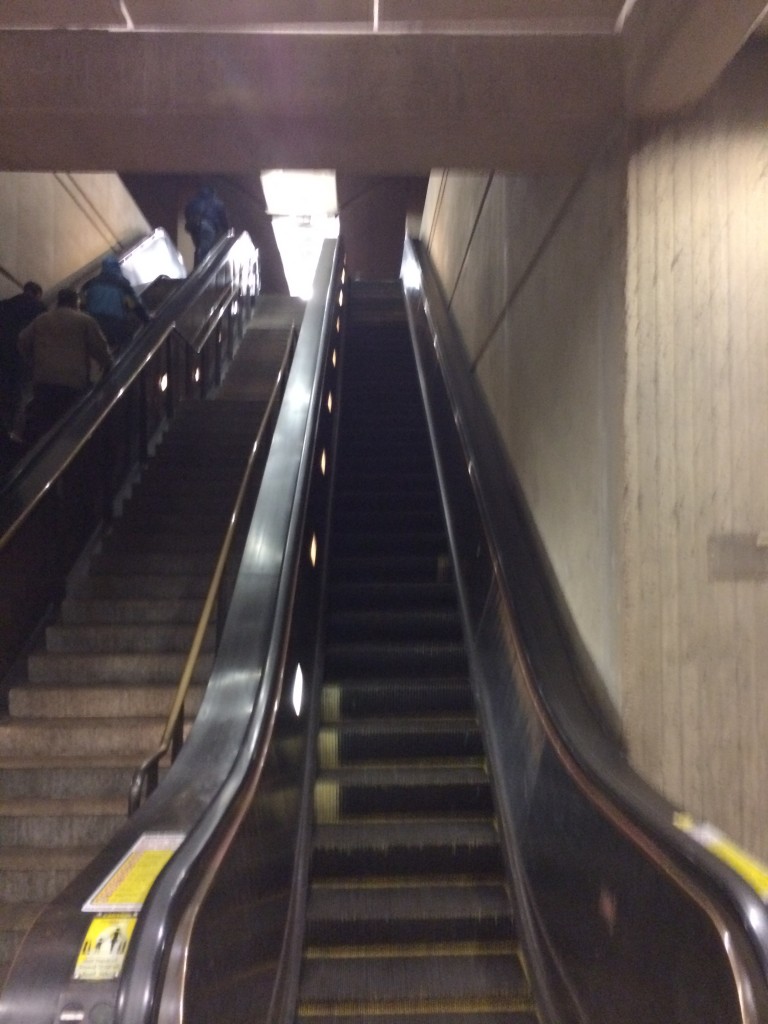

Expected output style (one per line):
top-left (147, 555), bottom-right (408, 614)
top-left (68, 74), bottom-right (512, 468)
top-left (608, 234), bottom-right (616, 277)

top-left (674, 813), bottom-right (768, 900)
top-left (83, 832), bottom-right (185, 913)
top-left (74, 915), bottom-right (137, 981)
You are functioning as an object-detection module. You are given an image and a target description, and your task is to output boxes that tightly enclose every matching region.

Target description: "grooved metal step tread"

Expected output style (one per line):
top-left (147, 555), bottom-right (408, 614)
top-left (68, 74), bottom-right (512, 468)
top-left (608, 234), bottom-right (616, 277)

top-left (328, 609), bottom-right (462, 637)
top-left (296, 1014), bottom-right (537, 1024)
top-left (312, 818), bottom-right (499, 850)
top-left (305, 880), bottom-right (513, 934)
top-left (316, 765), bottom-right (489, 785)
top-left (297, 950), bottom-right (532, 1008)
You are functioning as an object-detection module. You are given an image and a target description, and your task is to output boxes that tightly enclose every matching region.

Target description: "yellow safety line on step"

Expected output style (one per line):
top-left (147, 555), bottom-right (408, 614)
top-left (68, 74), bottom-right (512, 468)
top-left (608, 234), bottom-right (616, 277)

top-left (313, 780), bottom-right (340, 823)
top-left (310, 875), bottom-right (509, 889)
top-left (298, 994), bottom-right (537, 1016)
top-left (317, 728), bottom-right (339, 770)
top-left (304, 940), bottom-right (518, 959)
top-left (321, 685), bottom-right (341, 723)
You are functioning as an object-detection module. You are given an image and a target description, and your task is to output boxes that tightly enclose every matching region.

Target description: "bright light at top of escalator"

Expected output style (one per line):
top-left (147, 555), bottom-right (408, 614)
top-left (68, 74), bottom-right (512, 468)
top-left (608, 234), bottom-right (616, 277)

top-left (261, 170), bottom-right (338, 300)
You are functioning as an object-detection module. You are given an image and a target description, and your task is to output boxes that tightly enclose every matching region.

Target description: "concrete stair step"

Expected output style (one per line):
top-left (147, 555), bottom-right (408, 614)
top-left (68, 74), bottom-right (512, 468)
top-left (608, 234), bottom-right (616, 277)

top-left (0, 846), bottom-right (100, 902)
top-left (99, 532), bottom-right (222, 557)
top-left (88, 550), bottom-right (217, 575)
top-left (60, 597), bottom-right (206, 625)
top-left (0, 756), bottom-right (150, 799)
top-left (0, 796), bottom-right (125, 847)
top-left (120, 492), bottom-right (240, 517)
top-left (9, 683), bottom-right (203, 719)
top-left (43, 622), bottom-right (214, 654)
top-left (66, 574), bottom-right (210, 599)
top-left (0, 903), bottom-right (40, 968)
top-left (114, 509), bottom-right (232, 535)
top-left (0, 717), bottom-right (173, 757)
top-left (26, 650), bottom-right (214, 685)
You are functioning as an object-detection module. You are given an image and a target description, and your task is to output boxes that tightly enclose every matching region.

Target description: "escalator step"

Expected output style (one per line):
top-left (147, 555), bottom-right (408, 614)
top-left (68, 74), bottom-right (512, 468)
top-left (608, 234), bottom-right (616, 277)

top-left (297, 1014), bottom-right (537, 1024)
top-left (314, 765), bottom-right (492, 819)
top-left (320, 679), bottom-right (473, 720)
top-left (331, 530), bottom-right (449, 558)
top-left (305, 880), bottom-right (514, 946)
top-left (327, 608), bottom-right (463, 644)
top-left (296, 948), bottom-right (533, 1017)
top-left (329, 554), bottom-right (451, 584)
top-left (317, 720), bottom-right (483, 766)
top-left (325, 640), bottom-right (467, 678)
top-left (311, 819), bottom-right (504, 878)
top-left (328, 580), bottom-right (457, 611)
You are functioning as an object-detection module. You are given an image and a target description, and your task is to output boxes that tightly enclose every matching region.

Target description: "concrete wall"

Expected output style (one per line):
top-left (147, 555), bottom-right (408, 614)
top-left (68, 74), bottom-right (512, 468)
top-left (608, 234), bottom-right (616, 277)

top-left (0, 172), bottom-right (150, 300)
top-left (623, 45), bottom-right (768, 860)
top-left (422, 143), bottom-right (627, 705)
top-left (421, 47), bottom-right (768, 861)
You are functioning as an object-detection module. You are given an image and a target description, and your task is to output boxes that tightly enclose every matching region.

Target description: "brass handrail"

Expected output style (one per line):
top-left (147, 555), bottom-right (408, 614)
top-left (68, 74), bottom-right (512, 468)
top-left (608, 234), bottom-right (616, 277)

top-left (128, 322), bottom-right (299, 814)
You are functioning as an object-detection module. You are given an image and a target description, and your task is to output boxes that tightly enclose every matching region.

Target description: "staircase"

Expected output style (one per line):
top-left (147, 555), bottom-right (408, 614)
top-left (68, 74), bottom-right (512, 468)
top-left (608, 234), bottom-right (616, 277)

top-left (0, 302), bottom-right (301, 989)
top-left (295, 285), bottom-right (540, 1022)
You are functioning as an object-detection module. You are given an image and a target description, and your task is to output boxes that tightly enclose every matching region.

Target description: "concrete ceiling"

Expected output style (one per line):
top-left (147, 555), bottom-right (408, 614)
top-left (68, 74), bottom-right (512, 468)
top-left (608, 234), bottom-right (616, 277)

top-left (0, 1), bottom-right (766, 176)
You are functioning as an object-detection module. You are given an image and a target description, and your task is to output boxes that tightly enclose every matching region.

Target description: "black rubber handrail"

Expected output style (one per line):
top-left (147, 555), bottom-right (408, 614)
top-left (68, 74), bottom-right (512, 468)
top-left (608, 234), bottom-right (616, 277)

top-left (403, 235), bottom-right (768, 1023)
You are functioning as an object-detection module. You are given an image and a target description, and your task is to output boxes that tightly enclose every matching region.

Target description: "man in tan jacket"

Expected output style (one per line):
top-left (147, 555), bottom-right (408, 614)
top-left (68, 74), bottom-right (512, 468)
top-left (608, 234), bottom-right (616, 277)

top-left (18, 287), bottom-right (113, 443)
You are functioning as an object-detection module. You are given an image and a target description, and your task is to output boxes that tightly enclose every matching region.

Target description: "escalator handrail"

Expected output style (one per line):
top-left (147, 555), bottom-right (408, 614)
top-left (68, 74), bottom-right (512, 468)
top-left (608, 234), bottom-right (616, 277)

top-left (113, 239), bottom-right (344, 1024)
top-left (403, 236), bottom-right (768, 1021)
top-left (0, 231), bottom-right (256, 550)
top-left (128, 320), bottom-right (300, 814)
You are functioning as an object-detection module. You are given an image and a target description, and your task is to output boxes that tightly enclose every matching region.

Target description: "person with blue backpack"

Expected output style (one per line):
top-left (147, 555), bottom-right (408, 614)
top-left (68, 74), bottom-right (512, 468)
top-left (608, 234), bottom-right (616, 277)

top-left (184, 185), bottom-right (230, 267)
top-left (82, 255), bottom-right (150, 353)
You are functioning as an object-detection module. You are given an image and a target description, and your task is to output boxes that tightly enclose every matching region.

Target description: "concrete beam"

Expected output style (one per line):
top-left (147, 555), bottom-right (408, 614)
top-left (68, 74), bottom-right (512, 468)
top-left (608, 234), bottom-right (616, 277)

top-left (622, 0), bottom-right (768, 116)
top-left (0, 0), bottom-right (626, 32)
top-left (0, 30), bottom-right (623, 175)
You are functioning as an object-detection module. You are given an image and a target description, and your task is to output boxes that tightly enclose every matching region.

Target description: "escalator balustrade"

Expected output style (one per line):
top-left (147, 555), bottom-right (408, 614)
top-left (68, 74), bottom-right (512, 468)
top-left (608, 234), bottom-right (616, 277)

top-left (295, 293), bottom-right (540, 1022)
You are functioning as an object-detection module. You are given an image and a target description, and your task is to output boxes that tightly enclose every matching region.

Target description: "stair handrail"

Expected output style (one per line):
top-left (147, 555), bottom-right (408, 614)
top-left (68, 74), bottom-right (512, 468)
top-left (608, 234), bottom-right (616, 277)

top-left (128, 320), bottom-right (300, 814)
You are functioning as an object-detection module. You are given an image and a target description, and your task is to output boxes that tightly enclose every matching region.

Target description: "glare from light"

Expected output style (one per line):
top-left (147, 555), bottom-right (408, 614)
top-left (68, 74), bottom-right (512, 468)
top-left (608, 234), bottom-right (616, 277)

top-left (292, 664), bottom-right (304, 716)
top-left (327, 391), bottom-right (333, 414)
top-left (159, 373), bottom-right (168, 392)
top-left (310, 533), bottom-right (318, 566)
top-left (261, 170), bottom-right (339, 300)
top-left (332, 349), bottom-right (337, 366)
top-left (194, 368), bottom-right (200, 382)
top-left (320, 450), bottom-right (327, 475)
top-left (335, 316), bottom-right (340, 332)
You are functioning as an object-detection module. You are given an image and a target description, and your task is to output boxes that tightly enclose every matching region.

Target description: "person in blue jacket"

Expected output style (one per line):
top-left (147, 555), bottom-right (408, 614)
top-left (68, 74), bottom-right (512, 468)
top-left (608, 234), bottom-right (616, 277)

top-left (82, 255), bottom-right (150, 353)
top-left (184, 185), bottom-right (230, 267)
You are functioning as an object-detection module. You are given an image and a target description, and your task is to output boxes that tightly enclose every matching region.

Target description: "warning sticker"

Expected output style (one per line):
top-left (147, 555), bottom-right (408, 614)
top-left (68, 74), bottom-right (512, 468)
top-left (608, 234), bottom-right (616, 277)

top-left (83, 832), bottom-right (185, 913)
top-left (675, 813), bottom-right (768, 900)
top-left (74, 915), bottom-right (137, 981)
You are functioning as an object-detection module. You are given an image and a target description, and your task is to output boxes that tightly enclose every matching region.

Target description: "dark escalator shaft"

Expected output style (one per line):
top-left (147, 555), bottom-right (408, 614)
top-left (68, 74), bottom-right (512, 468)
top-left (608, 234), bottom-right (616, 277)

top-left (296, 284), bottom-right (539, 1022)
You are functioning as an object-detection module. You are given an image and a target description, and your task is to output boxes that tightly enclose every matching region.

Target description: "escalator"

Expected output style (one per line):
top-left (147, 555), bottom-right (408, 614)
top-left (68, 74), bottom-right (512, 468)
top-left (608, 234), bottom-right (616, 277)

top-left (4, 241), bottom-right (768, 1024)
top-left (295, 296), bottom-right (537, 1020)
